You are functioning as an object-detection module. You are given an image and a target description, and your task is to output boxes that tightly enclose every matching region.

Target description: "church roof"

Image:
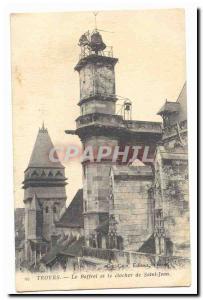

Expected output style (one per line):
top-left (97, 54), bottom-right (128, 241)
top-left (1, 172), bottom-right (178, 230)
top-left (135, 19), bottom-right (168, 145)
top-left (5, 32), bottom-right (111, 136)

top-left (41, 235), bottom-right (75, 265)
top-left (55, 189), bottom-right (84, 228)
top-left (59, 236), bottom-right (84, 257)
top-left (27, 124), bottom-right (64, 169)
top-left (157, 101), bottom-right (180, 115)
top-left (177, 82), bottom-right (186, 104)
top-left (41, 236), bottom-right (84, 265)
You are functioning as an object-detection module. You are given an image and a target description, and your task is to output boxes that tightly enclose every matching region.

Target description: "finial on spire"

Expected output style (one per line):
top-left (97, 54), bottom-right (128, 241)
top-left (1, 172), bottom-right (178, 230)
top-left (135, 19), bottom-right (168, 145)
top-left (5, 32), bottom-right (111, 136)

top-left (39, 121), bottom-right (48, 133)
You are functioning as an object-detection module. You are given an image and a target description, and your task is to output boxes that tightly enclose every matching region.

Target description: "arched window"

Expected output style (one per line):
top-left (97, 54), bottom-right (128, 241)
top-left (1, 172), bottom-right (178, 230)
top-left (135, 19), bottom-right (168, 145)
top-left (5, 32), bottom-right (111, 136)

top-left (45, 206), bottom-right (49, 213)
top-left (53, 206), bottom-right (57, 213)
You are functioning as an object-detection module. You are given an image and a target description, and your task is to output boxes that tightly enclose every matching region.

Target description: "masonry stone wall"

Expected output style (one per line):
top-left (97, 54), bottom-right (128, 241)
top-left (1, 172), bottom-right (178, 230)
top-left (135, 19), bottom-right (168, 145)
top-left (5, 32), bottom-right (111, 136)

top-left (24, 185), bottom-right (66, 242)
top-left (26, 209), bottom-right (37, 240)
top-left (80, 100), bottom-right (115, 115)
top-left (83, 214), bottom-right (99, 243)
top-left (43, 199), bottom-right (65, 239)
top-left (79, 64), bottom-right (94, 99)
top-left (79, 62), bottom-right (115, 100)
top-left (110, 174), bottom-right (153, 251)
top-left (82, 136), bottom-right (118, 243)
top-left (154, 147), bottom-right (190, 257)
top-left (24, 186), bottom-right (66, 200)
top-left (94, 63), bottom-right (115, 95)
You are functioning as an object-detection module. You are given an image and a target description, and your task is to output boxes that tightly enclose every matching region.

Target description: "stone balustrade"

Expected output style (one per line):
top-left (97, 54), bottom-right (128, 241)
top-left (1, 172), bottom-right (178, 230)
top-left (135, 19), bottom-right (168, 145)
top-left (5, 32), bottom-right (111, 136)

top-left (79, 46), bottom-right (114, 60)
top-left (82, 246), bottom-right (190, 268)
top-left (124, 120), bottom-right (162, 134)
top-left (76, 114), bottom-right (162, 136)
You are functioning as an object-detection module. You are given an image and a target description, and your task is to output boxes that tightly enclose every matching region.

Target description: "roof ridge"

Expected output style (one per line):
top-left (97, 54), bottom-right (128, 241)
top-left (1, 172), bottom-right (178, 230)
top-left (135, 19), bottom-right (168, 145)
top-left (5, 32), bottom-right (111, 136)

top-left (176, 82), bottom-right (186, 103)
top-left (56, 189), bottom-right (83, 228)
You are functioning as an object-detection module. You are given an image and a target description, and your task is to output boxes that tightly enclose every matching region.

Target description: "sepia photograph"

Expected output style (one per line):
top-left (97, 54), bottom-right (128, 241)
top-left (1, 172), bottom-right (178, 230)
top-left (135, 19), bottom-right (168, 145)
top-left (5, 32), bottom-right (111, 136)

top-left (10, 8), bottom-right (194, 292)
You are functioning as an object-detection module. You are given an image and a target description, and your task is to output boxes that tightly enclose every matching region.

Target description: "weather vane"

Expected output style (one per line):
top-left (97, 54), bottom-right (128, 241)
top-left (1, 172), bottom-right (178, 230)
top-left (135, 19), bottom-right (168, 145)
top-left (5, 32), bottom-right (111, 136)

top-left (93, 11), bottom-right (99, 30)
top-left (92, 11), bottom-right (114, 33)
top-left (78, 12), bottom-right (114, 55)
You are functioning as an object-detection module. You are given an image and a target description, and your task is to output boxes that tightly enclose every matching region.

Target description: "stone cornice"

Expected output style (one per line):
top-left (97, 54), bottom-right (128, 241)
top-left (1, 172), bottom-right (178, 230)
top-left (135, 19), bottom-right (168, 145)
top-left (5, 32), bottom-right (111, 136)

top-left (74, 54), bottom-right (118, 72)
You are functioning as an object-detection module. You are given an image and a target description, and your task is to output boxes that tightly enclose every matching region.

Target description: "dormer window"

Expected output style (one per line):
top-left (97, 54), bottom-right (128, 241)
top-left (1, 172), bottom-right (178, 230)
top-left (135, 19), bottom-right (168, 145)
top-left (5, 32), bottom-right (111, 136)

top-left (55, 171), bottom-right (62, 177)
top-left (31, 170), bottom-right (38, 177)
top-left (41, 170), bottom-right (46, 176)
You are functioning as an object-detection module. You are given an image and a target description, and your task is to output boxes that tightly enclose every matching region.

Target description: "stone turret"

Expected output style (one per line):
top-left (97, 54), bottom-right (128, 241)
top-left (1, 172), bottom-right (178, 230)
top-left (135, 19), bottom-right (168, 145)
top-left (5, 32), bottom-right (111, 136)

top-left (72, 32), bottom-right (119, 245)
top-left (23, 124), bottom-right (67, 242)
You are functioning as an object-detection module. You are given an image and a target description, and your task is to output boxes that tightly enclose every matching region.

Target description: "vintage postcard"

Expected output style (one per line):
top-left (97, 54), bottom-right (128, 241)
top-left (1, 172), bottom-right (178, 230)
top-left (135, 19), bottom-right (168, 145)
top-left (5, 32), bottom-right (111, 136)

top-left (11, 9), bottom-right (190, 292)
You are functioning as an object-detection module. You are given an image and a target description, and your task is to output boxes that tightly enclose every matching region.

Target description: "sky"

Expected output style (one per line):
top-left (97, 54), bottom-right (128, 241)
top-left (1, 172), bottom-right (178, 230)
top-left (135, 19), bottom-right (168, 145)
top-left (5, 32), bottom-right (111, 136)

top-left (11, 9), bottom-right (186, 208)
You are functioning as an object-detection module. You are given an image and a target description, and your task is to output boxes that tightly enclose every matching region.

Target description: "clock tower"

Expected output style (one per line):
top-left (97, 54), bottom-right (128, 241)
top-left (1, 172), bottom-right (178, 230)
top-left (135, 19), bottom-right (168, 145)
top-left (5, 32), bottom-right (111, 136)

top-left (69, 30), bottom-right (120, 246)
top-left (75, 31), bottom-right (118, 116)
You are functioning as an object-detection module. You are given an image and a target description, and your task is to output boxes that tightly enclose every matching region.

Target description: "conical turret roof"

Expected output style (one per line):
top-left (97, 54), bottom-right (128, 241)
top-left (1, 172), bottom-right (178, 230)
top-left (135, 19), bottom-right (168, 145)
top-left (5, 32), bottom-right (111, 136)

top-left (27, 124), bottom-right (64, 169)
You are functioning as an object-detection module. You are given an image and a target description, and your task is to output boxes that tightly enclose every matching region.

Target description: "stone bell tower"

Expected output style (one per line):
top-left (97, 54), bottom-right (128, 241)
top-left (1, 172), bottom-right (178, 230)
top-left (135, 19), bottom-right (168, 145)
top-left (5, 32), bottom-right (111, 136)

top-left (67, 30), bottom-right (120, 246)
top-left (75, 30), bottom-right (118, 115)
top-left (23, 124), bottom-right (67, 243)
